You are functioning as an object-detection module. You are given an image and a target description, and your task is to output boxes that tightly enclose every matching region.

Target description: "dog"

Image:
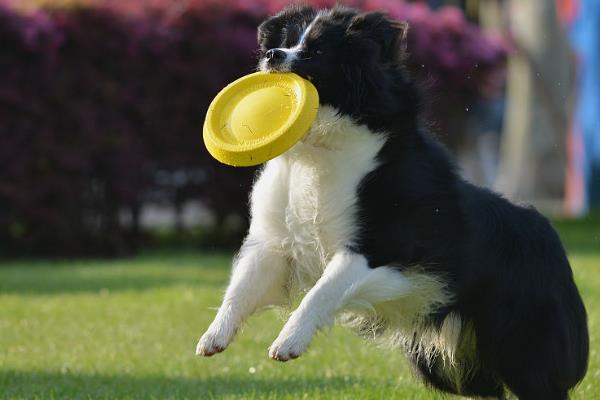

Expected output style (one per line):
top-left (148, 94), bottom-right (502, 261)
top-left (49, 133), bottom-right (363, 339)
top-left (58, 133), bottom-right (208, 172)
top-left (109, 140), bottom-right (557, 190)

top-left (197, 6), bottom-right (589, 399)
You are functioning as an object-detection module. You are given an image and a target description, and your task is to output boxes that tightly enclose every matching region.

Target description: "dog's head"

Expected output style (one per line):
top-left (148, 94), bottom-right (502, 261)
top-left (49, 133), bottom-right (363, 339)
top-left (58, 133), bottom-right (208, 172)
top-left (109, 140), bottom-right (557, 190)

top-left (257, 6), bottom-right (410, 119)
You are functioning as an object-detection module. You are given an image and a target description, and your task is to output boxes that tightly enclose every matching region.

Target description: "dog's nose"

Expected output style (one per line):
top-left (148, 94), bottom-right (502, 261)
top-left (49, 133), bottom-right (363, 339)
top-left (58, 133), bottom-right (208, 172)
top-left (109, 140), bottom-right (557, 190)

top-left (266, 49), bottom-right (286, 63)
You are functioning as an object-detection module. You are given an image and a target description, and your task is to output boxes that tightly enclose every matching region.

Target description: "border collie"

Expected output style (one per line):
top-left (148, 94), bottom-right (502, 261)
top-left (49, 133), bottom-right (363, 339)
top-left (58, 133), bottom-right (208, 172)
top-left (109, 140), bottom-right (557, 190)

top-left (197, 6), bottom-right (588, 399)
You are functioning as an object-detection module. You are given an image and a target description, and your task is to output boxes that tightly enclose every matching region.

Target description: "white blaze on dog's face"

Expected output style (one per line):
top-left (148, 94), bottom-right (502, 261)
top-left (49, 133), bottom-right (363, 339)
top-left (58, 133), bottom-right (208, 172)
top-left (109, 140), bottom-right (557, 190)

top-left (258, 14), bottom-right (320, 73)
top-left (257, 6), bottom-right (319, 73)
top-left (256, 6), bottom-right (409, 119)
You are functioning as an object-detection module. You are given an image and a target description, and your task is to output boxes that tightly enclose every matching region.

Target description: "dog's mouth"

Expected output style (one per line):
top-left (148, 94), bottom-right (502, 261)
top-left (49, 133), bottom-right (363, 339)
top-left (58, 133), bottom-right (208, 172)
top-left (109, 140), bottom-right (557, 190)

top-left (259, 57), bottom-right (292, 73)
top-left (265, 65), bottom-right (293, 73)
top-left (275, 65), bottom-right (314, 83)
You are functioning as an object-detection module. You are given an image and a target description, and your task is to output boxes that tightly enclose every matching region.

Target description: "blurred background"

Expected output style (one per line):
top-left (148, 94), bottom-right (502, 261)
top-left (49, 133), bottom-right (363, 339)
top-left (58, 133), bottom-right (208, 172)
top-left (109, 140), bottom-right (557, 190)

top-left (1, 1), bottom-right (599, 399)
top-left (0, 0), bottom-right (598, 257)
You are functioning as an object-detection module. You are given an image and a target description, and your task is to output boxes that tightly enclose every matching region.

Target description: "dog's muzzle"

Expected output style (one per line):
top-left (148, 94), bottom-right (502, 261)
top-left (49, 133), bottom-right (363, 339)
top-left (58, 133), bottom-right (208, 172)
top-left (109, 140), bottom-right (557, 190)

top-left (261, 48), bottom-right (297, 72)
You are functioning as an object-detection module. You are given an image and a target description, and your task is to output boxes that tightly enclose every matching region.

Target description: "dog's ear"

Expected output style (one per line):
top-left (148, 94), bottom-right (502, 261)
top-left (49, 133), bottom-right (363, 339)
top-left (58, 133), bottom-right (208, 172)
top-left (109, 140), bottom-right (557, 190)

top-left (346, 12), bottom-right (409, 63)
top-left (257, 6), bottom-right (316, 53)
top-left (341, 13), bottom-right (407, 117)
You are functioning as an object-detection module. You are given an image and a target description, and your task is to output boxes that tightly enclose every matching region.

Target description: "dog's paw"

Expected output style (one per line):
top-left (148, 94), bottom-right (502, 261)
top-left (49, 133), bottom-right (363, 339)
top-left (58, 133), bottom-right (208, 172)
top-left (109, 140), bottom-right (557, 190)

top-left (268, 329), bottom-right (312, 362)
top-left (196, 328), bottom-right (231, 357)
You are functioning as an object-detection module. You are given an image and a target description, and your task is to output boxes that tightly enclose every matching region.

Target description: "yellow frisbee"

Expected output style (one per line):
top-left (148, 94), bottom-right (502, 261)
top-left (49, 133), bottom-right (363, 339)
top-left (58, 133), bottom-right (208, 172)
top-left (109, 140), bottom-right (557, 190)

top-left (203, 72), bottom-right (319, 167)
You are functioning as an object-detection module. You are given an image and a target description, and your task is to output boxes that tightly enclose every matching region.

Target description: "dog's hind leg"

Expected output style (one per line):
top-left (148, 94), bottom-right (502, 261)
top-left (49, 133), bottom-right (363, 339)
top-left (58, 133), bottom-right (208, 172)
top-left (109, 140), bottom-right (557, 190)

top-left (196, 237), bottom-right (289, 356)
top-left (269, 250), bottom-right (411, 361)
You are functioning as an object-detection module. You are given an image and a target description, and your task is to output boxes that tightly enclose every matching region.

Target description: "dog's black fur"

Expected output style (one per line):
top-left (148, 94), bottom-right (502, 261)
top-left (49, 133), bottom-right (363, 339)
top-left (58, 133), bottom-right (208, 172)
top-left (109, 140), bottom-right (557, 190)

top-left (258, 6), bottom-right (589, 399)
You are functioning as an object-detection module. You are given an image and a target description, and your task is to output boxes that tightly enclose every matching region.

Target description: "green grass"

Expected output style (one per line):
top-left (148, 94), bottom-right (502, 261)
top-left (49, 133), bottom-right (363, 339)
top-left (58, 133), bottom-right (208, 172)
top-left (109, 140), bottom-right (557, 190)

top-left (1, 221), bottom-right (599, 399)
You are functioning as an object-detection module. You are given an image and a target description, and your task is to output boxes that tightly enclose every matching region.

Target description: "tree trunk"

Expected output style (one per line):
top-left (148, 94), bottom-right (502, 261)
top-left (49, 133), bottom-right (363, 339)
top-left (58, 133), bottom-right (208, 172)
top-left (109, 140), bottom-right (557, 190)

top-left (495, 0), bottom-right (574, 211)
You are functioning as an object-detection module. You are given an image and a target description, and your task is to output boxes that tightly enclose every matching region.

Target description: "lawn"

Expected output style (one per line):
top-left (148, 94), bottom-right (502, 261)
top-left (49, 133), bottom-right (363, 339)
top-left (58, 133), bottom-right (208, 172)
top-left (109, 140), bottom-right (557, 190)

top-left (0, 219), bottom-right (599, 399)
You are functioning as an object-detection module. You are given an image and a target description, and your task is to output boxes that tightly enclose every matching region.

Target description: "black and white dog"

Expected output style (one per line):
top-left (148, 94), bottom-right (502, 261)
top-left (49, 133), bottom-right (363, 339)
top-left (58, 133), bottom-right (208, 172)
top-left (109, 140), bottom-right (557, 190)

top-left (197, 6), bottom-right (588, 399)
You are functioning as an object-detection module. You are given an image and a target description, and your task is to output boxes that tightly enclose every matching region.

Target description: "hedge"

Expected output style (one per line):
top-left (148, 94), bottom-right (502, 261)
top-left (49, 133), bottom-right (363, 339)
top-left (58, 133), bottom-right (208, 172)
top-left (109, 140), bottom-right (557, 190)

top-left (0, 0), bottom-right (506, 256)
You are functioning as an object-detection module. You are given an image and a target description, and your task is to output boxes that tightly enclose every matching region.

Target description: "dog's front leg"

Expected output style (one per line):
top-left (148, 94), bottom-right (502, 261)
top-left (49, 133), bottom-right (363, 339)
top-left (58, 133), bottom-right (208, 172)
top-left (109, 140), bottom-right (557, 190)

top-left (196, 238), bottom-right (288, 356)
top-left (269, 251), bottom-right (407, 361)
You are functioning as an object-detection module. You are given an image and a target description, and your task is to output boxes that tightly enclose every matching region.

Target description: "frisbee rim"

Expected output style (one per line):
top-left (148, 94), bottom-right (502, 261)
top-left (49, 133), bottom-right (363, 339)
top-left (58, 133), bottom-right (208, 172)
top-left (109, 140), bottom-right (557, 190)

top-left (203, 72), bottom-right (319, 167)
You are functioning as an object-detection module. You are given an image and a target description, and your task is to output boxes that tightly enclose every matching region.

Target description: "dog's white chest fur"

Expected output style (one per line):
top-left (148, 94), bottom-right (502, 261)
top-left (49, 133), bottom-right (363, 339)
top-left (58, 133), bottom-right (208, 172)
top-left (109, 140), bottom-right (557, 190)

top-left (200, 108), bottom-right (457, 376)
top-left (248, 106), bottom-right (386, 288)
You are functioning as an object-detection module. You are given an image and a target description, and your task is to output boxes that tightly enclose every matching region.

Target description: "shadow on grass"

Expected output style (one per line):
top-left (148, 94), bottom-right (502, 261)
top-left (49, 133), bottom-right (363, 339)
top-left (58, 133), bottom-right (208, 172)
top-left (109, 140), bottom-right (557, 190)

top-left (1, 216), bottom-right (597, 296)
top-left (0, 273), bottom-right (223, 295)
top-left (0, 251), bottom-right (232, 295)
top-left (553, 215), bottom-right (600, 256)
top-left (0, 370), bottom-right (362, 399)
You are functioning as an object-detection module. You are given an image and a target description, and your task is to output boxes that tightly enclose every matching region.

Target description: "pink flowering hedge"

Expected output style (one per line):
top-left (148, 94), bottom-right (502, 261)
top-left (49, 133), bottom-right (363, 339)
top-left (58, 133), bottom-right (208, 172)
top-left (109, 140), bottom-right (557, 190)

top-left (0, 0), bottom-right (505, 255)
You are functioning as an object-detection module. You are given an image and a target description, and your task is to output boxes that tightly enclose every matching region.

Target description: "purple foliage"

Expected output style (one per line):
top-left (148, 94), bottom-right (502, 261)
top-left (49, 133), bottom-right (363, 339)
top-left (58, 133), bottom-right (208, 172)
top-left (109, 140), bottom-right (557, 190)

top-left (0, 1), bottom-right (506, 256)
